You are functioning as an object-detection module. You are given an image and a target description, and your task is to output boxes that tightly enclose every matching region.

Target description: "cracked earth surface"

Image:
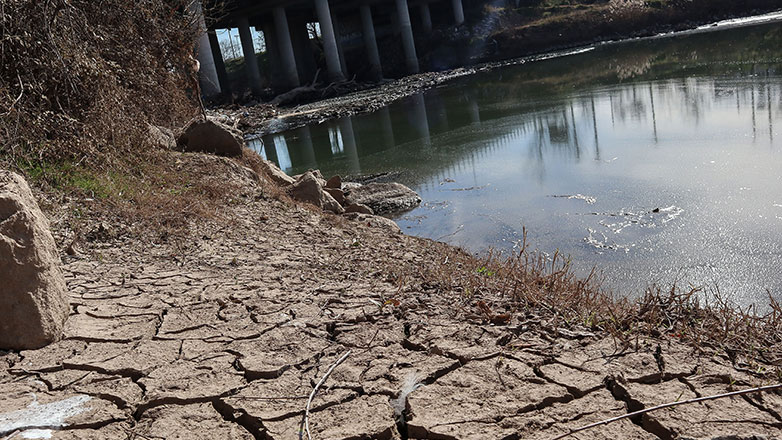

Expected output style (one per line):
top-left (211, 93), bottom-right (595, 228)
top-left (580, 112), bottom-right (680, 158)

top-left (1, 155), bottom-right (781, 439)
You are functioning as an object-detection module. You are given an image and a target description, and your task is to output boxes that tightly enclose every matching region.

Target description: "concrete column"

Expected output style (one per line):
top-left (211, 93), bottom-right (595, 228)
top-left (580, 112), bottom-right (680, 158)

top-left (395, 0), bottom-right (419, 74)
top-left (360, 5), bottom-right (382, 81)
top-left (419, 3), bottom-right (433, 32)
top-left (291, 20), bottom-right (318, 84)
top-left (192, 3), bottom-right (221, 96)
top-left (238, 18), bottom-right (263, 95)
top-left (452, 0), bottom-right (465, 25)
top-left (330, 11), bottom-right (349, 76)
top-left (273, 7), bottom-right (300, 88)
top-left (261, 21), bottom-right (284, 90)
top-left (207, 30), bottom-right (230, 95)
top-left (314, 0), bottom-right (346, 82)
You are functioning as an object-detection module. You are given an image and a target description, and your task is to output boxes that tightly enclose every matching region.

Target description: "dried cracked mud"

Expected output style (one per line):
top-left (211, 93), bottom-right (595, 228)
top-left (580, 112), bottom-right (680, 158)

top-left (2, 155), bottom-right (781, 439)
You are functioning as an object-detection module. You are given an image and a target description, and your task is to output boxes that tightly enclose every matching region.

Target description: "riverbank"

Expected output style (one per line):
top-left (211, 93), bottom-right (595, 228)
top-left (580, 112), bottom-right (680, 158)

top-left (3, 151), bottom-right (782, 439)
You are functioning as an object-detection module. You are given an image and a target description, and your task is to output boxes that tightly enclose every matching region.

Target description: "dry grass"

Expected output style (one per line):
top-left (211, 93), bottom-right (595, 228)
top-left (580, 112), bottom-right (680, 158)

top-left (392, 230), bottom-right (782, 376)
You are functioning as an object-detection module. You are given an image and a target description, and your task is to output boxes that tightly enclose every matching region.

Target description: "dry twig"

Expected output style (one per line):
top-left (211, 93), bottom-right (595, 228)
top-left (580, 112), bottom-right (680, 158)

top-left (550, 383), bottom-right (782, 440)
top-left (300, 350), bottom-right (352, 440)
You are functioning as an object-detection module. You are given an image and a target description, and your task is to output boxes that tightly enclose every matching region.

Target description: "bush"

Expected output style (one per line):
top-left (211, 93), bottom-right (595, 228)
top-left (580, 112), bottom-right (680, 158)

top-left (0, 0), bottom-right (201, 171)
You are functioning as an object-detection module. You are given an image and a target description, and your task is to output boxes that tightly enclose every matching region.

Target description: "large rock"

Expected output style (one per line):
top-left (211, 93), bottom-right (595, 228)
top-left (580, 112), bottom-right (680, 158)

top-left (0, 171), bottom-right (69, 350)
top-left (177, 117), bottom-right (244, 157)
top-left (288, 171), bottom-right (344, 214)
top-left (344, 182), bottom-right (421, 215)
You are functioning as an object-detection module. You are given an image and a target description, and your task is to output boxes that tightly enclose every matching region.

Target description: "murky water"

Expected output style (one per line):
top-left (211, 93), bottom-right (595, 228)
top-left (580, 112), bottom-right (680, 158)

top-left (250, 20), bottom-right (782, 305)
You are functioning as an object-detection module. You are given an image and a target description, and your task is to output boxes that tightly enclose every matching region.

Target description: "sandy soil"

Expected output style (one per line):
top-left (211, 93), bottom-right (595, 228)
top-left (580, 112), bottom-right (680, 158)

top-left (1, 153), bottom-right (780, 439)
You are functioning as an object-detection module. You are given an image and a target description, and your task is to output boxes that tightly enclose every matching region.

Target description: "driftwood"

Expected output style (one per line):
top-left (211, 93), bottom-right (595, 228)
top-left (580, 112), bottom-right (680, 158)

top-left (550, 383), bottom-right (782, 440)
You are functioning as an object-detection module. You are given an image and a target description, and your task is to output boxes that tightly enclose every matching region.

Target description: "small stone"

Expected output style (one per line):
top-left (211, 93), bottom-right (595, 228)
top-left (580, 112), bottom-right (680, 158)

top-left (323, 187), bottom-right (345, 205)
top-left (344, 182), bottom-right (421, 215)
top-left (258, 160), bottom-right (294, 187)
top-left (344, 203), bottom-right (374, 215)
top-left (325, 175), bottom-right (342, 189)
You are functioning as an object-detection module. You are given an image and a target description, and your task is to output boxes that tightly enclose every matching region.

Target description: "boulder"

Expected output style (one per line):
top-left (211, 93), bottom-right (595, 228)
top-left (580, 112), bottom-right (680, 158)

top-left (323, 187), bottom-right (346, 205)
top-left (325, 175), bottom-right (342, 189)
top-left (344, 203), bottom-right (374, 215)
top-left (177, 117), bottom-right (244, 157)
top-left (344, 182), bottom-right (421, 215)
top-left (0, 170), bottom-right (69, 350)
top-left (258, 160), bottom-right (294, 187)
top-left (343, 212), bottom-right (401, 233)
top-left (289, 171), bottom-right (344, 214)
top-left (145, 124), bottom-right (176, 150)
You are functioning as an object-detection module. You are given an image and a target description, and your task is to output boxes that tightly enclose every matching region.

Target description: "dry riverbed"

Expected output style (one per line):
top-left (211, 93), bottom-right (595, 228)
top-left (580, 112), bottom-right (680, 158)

top-left (1, 152), bottom-right (780, 439)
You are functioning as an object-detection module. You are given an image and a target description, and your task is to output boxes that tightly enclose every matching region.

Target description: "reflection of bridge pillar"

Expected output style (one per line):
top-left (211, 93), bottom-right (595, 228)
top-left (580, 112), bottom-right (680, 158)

top-left (395, 0), bottom-right (419, 74)
top-left (261, 136), bottom-right (279, 164)
top-left (314, 0), bottom-right (346, 82)
top-left (468, 95), bottom-right (480, 123)
top-left (273, 7), bottom-right (300, 88)
top-left (238, 18), bottom-right (263, 95)
top-left (338, 118), bottom-right (361, 174)
top-left (360, 5), bottom-right (383, 81)
top-left (192, 3), bottom-right (221, 97)
top-left (297, 126), bottom-right (318, 169)
top-left (410, 94), bottom-right (430, 141)
top-left (207, 30), bottom-right (230, 95)
top-left (379, 107), bottom-right (396, 147)
top-left (452, 0), bottom-right (465, 25)
top-left (419, 3), bottom-right (433, 33)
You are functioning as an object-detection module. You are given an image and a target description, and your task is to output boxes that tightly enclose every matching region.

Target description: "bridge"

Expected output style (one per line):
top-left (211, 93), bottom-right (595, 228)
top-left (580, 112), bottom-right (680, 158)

top-left (193, 0), bottom-right (474, 97)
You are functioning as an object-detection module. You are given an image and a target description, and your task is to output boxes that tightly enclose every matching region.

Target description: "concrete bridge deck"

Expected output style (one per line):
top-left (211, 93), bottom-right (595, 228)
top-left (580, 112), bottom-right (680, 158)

top-left (194, 0), bottom-right (474, 97)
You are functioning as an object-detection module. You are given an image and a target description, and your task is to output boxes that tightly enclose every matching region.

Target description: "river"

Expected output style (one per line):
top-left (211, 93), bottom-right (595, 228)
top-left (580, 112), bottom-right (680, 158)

top-left (250, 19), bottom-right (782, 306)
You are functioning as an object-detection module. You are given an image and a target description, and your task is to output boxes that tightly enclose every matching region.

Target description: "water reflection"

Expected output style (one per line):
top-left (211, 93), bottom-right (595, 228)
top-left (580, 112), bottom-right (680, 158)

top-left (253, 21), bottom-right (782, 305)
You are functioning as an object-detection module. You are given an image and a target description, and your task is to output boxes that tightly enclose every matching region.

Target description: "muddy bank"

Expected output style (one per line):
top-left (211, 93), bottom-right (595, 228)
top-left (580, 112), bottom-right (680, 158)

top-left (2, 152), bottom-right (781, 439)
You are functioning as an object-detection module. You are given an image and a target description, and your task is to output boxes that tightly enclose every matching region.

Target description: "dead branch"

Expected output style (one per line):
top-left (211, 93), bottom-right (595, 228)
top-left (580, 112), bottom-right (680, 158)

top-left (300, 350), bottom-right (352, 440)
top-left (550, 383), bottom-right (782, 440)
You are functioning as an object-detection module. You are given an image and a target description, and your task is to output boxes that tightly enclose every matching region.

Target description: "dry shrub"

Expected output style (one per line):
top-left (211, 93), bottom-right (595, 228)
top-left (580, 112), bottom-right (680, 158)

top-left (0, 0), bottom-right (200, 171)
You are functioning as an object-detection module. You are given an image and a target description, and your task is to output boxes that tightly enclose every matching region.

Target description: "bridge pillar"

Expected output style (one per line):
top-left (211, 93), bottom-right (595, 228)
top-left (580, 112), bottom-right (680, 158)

top-left (207, 30), bottom-right (230, 95)
top-left (273, 7), bottom-right (300, 88)
top-left (359, 5), bottom-right (382, 81)
top-left (314, 0), bottom-right (346, 82)
top-left (419, 3), bottom-right (433, 33)
top-left (452, 0), bottom-right (465, 25)
top-left (291, 20), bottom-right (318, 84)
top-left (192, 3), bottom-right (221, 96)
top-left (238, 18), bottom-right (264, 95)
top-left (394, 0), bottom-right (419, 74)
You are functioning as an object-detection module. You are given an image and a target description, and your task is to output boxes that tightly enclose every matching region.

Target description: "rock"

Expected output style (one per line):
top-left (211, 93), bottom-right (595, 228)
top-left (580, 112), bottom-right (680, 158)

top-left (344, 182), bottom-right (421, 215)
top-left (288, 171), bottom-right (344, 214)
top-left (344, 203), bottom-right (374, 215)
top-left (325, 175), bottom-right (342, 189)
top-left (177, 117), bottom-right (244, 157)
top-left (343, 212), bottom-right (401, 233)
top-left (323, 188), bottom-right (345, 205)
top-left (322, 191), bottom-right (345, 215)
top-left (258, 160), bottom-right (294, 187)
top-left (0, 170), bottom-right (69, 350)
top-left (145, 124), bottom-right (176, 150)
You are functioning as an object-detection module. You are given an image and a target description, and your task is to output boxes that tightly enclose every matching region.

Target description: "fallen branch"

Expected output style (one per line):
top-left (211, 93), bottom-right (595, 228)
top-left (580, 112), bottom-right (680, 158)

top-left (550, 383), bottom-right (782, 440)
top-left (300, 350), bottom-right (352, 440)
top-left (1, 73), bottom-right (24, 116)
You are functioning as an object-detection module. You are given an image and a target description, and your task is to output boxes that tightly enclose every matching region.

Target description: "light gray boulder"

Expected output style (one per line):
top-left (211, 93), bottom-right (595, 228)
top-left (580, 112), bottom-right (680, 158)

top-left (0, 170), bottom-right (69, 350)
